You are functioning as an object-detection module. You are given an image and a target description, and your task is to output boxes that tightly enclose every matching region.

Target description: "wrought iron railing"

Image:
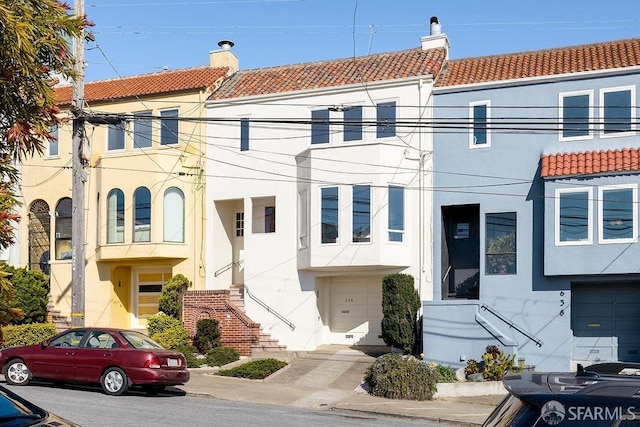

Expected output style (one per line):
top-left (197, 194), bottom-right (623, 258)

top-left (244, 283), bottom-right (295, 331)
top-left (481, 304), bottom-right (543, 347)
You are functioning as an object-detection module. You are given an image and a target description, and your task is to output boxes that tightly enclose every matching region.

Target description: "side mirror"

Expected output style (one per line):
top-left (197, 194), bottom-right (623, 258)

top-left (41, 338), bottom-right (51, 349)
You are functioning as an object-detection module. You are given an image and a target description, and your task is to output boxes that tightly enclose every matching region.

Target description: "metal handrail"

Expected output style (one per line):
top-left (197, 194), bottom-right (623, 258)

top-left (481, 304), bottom-right (543, 347)
top-left (244, 283), bottom-right (295, 331)
top-left (214, 260), bottom-right (244, 277)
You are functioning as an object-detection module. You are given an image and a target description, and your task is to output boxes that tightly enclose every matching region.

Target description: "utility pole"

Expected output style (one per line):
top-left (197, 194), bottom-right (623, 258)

top-left (71, 0), bottom-right (86, 328)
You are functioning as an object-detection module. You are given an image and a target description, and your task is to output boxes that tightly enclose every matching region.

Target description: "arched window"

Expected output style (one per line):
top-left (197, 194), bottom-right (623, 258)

top-left (55, 198), bottom-right (72, 260)
top-left (29, 200), bottom-right (51, 274)
top-left (163, 187), bottom-right (184, 242)
top-left (134, 187), bottom-right (151, 242)
top-left (107, 189), bottom-right (124, 243)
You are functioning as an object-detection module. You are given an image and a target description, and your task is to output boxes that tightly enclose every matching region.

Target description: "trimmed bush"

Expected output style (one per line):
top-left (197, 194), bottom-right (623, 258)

top-left (193, 318), bottom-right (221, 353)
top-left (364, 353), bottom-right (437, 401)
top-left (147, 312), bottom-right (182, 337)
top-left (1, 323), bottom-right (57, 348)
top-left (174, 343), bottom-right (204, 368)
top-left (216, 358), bottom-right (287, 379)
top-left (381, 273), bottom-right (421, 354)
top-left (481, 345), bottom-right (516, 381)
top-left (4, 266), bottom-right (50, 324)
top-left (206, 346), bottom-right (239, 367)
top-left (433, 363), bottom-right (457, 383)
top-left (158, 274), bottom-right (191, 320)
top-left (151, 325), bottom-right (190, 350)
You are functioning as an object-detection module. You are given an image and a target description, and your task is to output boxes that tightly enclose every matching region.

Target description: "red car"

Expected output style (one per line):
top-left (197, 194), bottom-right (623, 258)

top-left (0, 328), bottom-right (190, 396)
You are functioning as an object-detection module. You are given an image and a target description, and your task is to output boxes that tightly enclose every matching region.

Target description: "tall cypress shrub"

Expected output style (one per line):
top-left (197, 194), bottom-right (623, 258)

top-left (381, 273), bottom-right (420, 354)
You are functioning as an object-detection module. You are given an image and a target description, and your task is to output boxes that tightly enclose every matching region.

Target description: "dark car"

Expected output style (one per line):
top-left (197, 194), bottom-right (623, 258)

top-left (483, 363), bottom-right (640, 426)
top-left (0, 328), bottom-right (189, 396)
top-left (0, 383), bottom-right (78, 426)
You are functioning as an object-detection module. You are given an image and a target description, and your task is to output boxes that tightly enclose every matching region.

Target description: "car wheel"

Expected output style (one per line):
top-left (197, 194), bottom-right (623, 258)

top-left (100, 367), bottom-right (129, 396)
top-left (3, 359), bottom-right (31, 386)
top-left (144, 385), bottom-right (166, 395)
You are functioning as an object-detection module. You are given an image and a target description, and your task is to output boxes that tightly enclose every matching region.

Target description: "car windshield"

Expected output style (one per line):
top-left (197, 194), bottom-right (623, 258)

top-left (120, 331), bottom-right (164, 349)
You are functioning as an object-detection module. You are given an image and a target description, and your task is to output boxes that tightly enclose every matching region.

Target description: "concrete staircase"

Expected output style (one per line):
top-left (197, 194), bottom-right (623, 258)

top-left (229, 284), bottom-right (287, 354)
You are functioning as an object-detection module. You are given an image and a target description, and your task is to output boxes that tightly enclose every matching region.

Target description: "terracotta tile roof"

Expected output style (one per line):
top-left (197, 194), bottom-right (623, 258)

top-left (54, 66), bottom-right (230, 106)
top-left (436, 37), bottom-right (640, 87)
top-left (208, 48), bottom-right (447, 100)
top-left (541, 148), bottom-right (640, 178)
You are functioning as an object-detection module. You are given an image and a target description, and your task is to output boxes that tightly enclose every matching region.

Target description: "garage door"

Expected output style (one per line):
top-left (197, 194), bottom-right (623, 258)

top-left (330, 277), bottom-right (385, 346)
top-left (572, 283), bottom-right (640, 363)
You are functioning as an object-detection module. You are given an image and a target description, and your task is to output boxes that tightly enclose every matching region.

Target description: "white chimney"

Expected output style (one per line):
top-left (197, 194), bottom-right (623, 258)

top-left (209, 40), bottom-right (239, 72)
top-left (421, 16), bottom-right (449, 58)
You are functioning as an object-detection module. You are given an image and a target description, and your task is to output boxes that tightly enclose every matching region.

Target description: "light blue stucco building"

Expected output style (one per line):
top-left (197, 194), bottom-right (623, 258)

top-left (424, 36), bottom-right (640, 371)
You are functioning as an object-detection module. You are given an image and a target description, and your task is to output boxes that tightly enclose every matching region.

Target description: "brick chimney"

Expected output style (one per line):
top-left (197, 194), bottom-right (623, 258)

top-left (209, 40), bottom-right (239, 72)
top-left (421, 17), bottom-right (449, 58)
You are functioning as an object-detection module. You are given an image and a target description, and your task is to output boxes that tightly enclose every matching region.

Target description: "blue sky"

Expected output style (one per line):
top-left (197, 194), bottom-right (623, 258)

top-left (82, 0), bottom-right (640, 82)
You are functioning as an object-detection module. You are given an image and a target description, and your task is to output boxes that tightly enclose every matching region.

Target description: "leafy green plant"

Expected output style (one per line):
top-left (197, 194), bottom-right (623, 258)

top-left (147, 312), bottom-right (183, 337)
top-left (364, 353), bottom-right (437, 401)
top-left (151, 325), bottom-right (190, 350)
top-left (158, 274), bottom-right (191, 320)
top-left (465, 359), bottom-right (480, 376)
top-left (206, 346), bottom-right (239, 367)
top-left (4, 266), bottom-right (49, 325)
top-left (216, 358), bottom-right (287, 379)
top-left (174, 343), bottom-right (204, 368)
top-left (1, 323), bottom-right (57, 348)
top-left (433, 363), bottom-right (457, 383)
top-left (381, 274), bottom-right (421, 354)
top-left (193, 318), bottom-right (221, 353)
top-left (480, 345), bottom-right (516, 381)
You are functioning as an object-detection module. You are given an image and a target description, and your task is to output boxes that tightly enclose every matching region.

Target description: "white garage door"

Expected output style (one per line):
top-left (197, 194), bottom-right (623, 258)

top-left (330, 277), bottom-right (385, 346)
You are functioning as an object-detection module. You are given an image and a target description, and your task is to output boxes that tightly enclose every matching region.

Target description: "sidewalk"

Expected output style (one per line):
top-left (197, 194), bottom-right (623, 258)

top-left (180, 346), bottom-right (506, 426)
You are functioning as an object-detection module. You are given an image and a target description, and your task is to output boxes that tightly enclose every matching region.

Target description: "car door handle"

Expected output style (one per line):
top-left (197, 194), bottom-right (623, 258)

top-left (103, 353), bottom-right (112, 357)
top-left (66, 351), bottom-right (74, 356)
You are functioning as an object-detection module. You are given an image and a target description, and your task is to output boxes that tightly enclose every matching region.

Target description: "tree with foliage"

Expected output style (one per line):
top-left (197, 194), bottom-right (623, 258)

top-left (0, 1), bottom-right (89, 342)
top-left (4, 266), bottom-right (50, 324)
top-left (158, 274), bottom-right (191, 320)
top-left (381, 273), bottom-right (421, 354)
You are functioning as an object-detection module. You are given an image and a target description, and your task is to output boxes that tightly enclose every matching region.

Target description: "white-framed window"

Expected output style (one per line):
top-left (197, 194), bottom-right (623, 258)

top-left (311, 109), bottom-right (330, 144)
top-left (235, 212), bottom-right (244, 237)
top-left (160, 108), bottom-right (179, 146)
top-left (163, 187), bottom-right (184, 242)
top-left (388, 185), bottom-right (405, 242)
top-left (133, 111), bottom-right (152, 149)
top-left (469, 100), bottom-right (491, 148)
top-left (298, 189), bottom-right (308, 249)
top-left (107, 188), bottom-right (125, 243)
top-left (107, 122), bottom-right (126, 151)
top-left (559, 90), bottom-right (593, 141)
top-left (240, 118), bottom-right (250, 151)
top-left (344, 106), bottom-right (363, 142)
top-left (352, 185), bottom-right (371, 243)
top-left (133, 187), bottom-right (151, 242)
top-left (321, 186), bottom-right (339, 244)
top-left (376, 101), bottom-right (396, 138)
top-left (599, 85), bottom-right (635, 137)
top-left (555, 187), bottom-right (593, 246)
top-left (48, 124), bottom-right (59, 157)
top-left (598, 184), bottom-right (637, 244)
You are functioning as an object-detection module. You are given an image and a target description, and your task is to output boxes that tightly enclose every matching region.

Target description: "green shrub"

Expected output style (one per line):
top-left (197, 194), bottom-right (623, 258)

top-left (381, 274), bottom-right (421, 354)
top-left (433, 363), bottom-right (457, 383)
top-left (1, 323), bottom-right (57, 348)
top-left (4, 266), bottom-right (50, 324)
top-left (147, 312), bottom-right (182, 337)
top-left (364, 353), bottom-right (436, 401)
top-left (206, 346), bottom-right (239, 367)
top-left (151, 325), bottom-right (190, 350)
top-left (465, 359), bottom-right (480, 377)
top-left (193, 318), bottom-right (221, 353)
top-left (174, 343), bottom-right (204, 368)
top-left (158, 274), bottom-right (191, 320)
top-left (216, 358), bottom-right (287, 379)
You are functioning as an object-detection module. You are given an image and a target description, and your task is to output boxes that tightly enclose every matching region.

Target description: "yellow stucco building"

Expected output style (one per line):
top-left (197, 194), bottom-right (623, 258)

top-left (17, 47), bottom-right (237, 329)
